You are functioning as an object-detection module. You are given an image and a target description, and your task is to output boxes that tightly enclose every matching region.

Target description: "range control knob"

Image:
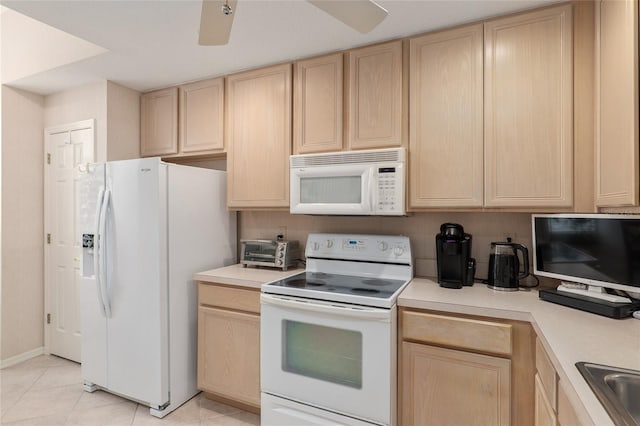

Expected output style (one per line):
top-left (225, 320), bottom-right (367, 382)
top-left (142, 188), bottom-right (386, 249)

top-left (378, 241), bottom-right (389, 251)
top-left (393, 246), bottom-right (404, 256)
top-left (326, 239), bottom-right (334, 248)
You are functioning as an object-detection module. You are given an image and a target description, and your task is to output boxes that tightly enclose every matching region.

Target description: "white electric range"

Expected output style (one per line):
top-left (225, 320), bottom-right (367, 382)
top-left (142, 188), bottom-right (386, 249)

top-left (260, 233), bottom-right (413, 426)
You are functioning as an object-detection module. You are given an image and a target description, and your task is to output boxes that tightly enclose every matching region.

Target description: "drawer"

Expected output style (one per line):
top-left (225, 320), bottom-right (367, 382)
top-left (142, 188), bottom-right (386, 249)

top-left (401, 310), bottom-right (512, 356)
top-left (198, 282), bottom-right (261, 314)
top-left (536, 337), bottom-right (557, 412)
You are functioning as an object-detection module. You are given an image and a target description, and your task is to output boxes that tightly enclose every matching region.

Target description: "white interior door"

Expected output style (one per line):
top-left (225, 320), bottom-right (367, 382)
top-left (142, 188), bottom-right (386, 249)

top-left (45, 119), bottom-right (95, 362)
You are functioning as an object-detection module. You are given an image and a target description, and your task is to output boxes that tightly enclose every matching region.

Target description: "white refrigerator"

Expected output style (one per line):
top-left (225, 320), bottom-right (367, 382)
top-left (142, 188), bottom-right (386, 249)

top-left (78, 157), bottom-right (236, 418)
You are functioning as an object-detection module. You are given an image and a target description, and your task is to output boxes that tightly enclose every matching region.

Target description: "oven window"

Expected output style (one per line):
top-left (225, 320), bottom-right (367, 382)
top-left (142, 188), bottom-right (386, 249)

top-left (300, 176), bottom-right (362, 204)
top-left (282, 320), bottom-right (362, 389)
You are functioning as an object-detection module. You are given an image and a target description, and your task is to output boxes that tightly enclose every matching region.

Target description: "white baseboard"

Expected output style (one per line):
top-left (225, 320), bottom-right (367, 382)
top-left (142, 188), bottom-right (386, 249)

top-left (0, 346), bottom-right (44, 369)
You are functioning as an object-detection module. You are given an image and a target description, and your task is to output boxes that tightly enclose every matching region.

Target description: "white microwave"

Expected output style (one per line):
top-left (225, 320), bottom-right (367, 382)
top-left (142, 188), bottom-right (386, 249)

top-left (290, 148), bottom-right (406, 216)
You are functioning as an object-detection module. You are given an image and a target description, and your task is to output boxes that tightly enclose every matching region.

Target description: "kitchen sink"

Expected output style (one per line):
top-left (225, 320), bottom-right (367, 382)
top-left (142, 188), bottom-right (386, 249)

top-left (576, 362), bottom-right (640, 426)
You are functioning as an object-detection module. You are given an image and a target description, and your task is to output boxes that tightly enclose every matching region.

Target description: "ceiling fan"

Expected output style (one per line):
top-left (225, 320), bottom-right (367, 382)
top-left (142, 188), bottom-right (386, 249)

top-left (198, 0), bottom-right (388, 46)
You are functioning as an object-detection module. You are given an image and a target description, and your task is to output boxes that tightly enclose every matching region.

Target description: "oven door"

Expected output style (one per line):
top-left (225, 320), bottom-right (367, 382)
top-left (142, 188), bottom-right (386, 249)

top-left (290, 164), bottom-right (374, 215)
top-left (260, 293), bottom-right (395, 426)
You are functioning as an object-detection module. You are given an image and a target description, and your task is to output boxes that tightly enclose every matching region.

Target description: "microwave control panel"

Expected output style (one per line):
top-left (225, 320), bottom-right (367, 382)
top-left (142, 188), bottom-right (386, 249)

top-left (375, 166), bottom-right (403, 215)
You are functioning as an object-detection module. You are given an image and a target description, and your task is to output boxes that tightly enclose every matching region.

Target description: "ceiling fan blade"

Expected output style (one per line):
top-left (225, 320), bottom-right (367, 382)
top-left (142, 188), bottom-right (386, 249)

top-left (198, 0), bottom-right (237, 46)
top-left (308, 0), bottom-right (388, 34)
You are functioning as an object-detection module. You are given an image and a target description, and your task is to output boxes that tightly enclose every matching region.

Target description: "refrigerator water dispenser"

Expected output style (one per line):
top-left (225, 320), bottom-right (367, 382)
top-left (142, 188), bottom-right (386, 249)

top-left (82, 233), bottom-right (95, 277)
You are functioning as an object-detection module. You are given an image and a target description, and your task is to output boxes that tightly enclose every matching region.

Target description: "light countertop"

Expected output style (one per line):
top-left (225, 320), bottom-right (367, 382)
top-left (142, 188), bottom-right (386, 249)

top-left (399, 278), bottom-right (640, 426)
top-left (193, 263), bottom-right (303, 289)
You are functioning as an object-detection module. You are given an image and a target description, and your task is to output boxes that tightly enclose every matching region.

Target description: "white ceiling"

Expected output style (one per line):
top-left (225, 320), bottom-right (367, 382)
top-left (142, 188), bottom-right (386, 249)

top-left (1, 0), bottom-right (560, 95)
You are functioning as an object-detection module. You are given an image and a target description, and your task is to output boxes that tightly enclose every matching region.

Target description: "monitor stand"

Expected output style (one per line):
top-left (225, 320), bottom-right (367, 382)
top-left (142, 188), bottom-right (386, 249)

top-left (539, 283), bottom-right (640, 319)
top-left (556, 282), bottom-right (632, 303)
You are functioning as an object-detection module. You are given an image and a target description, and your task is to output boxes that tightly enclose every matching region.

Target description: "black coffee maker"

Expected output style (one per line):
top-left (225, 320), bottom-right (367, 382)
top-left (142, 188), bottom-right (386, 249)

top-left (436, 223), bottom-right (476, 289)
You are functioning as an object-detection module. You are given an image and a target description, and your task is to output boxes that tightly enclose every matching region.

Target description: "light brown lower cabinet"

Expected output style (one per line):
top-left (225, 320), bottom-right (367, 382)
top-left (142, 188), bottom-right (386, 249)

top-left (399, 308), bottom-right (535, 426)
top-left (557, 381), bottom-right (582, 426)
top-left (402, 342), bottom-right (511, 425)
top-left (535, 338), bottom-right (583, 426)
top-left (197, 282), bottom-right (261, 412)
top-left (535, 374), bottom-right (557, 426)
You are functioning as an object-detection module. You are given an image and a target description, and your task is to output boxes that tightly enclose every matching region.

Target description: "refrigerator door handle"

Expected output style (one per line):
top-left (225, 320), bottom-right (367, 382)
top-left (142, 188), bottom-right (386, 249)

top-left (98, 188), bottom-right (112, 318)
top-left (94, 188), bottom-right (106, 317)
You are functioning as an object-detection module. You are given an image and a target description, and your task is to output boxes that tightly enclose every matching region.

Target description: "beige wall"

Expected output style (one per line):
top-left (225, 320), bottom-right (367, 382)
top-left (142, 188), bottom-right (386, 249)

top-left (240, 211), bottom-right (539, 285)
top-left (45, 80), bottom-right (107, 161)
top-left (1, 86), bottom-right (45, 361)
top-left (44, 80), bottom-right (141, 163)
top-left (106, 81), bottom-right (140, 161)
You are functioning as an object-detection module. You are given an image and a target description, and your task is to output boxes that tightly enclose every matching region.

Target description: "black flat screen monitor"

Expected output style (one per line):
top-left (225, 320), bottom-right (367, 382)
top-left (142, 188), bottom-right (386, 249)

top-left (532, 214), bottom-right (640, 295)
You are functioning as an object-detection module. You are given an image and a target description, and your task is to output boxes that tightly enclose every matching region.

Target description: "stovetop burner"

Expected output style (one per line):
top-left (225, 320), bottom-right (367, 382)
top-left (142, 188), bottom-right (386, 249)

top-left (362, 279), bottom-right (393, 287)
top-left (310, 272), bottom-right (333, 279)
top-left (286, 279), bottom-right (307, 287)
top-left (351, 288), bottom-right (380, 294)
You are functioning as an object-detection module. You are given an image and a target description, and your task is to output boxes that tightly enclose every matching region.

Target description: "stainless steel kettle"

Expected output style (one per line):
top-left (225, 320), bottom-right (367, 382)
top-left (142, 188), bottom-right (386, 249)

top-left (487, 239), bottom-right (530, 291)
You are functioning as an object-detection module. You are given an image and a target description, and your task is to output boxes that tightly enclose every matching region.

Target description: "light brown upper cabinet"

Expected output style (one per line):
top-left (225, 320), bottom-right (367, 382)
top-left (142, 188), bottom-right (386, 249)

top-left (484, 4), bottom-right (573, 208)
top-left (409, 24), bottom-right (484, 208)
top-left (294, 53), bottom-right (343, 154)
top-left (346, 41), bottom-right (406, 150)
top-left (595, 0), bottom-right (639, 207)
top-left (141, 80), bottom-right (224, 158)
top-left (226, 63), bottom-right (292, 209)
top-left (179, 77), bottom-right (225, 154)
top-left (141, 87), bottom-right (178, 157)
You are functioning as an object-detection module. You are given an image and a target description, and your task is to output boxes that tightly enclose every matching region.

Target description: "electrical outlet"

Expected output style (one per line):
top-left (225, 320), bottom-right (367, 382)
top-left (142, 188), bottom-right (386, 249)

top-left (278, 226), bottom-right (287, 241)
top-left (503, 233), bottom-right (514, 242)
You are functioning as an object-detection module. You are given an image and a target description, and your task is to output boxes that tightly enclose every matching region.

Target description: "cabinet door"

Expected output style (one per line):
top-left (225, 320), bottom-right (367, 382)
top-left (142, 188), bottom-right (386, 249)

top-left (557, 382), bottom-right (582, 426)
top-left (294, 53), bottom-right (343, 154)
top-left (226, 64), bottom-right (292, 208)
top-left (484, 5), bottom-right (573, 207)
top-left (197, 306), bottom-right (260, 407)
top-left (409, 24), bottom-right (484, 208)
top-left (402, 342), bottom-right (511, 426)
top-left (596, 0), bottom-right (639, 206)
top-left (179, 78), bottom-right (224, 154)
top-left (535, 374), bottom-right (557, 426)
top-left (346, 41), bottom-right (405, 150)
top-left (140, 87), bottom-right (178, 157)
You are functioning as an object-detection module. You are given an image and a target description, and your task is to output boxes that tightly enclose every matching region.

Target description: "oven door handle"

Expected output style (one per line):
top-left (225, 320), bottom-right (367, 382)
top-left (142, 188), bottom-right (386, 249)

top-left (260, 293), bottom-right (391, 321)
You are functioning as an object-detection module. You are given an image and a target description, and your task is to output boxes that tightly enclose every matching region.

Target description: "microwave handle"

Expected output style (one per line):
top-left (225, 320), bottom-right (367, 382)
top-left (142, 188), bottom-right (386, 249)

top-left (368, 168), bottom-right (375, 212)
top-left (260, 293), bottom-right (391, 321)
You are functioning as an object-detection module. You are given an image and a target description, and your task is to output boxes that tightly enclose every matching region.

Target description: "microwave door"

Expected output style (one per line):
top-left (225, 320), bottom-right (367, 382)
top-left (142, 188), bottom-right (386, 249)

top-left (290, 165), bottom-right (373, 215)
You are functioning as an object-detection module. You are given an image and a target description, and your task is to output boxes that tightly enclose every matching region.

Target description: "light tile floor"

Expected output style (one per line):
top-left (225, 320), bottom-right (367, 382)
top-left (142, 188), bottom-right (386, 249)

top-left (0, 355), bottom-right (260, 426)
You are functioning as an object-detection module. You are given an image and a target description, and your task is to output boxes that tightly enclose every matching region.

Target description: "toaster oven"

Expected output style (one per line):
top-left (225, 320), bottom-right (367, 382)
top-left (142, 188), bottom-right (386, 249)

top-left (240, 239), bottom-right (300, 271)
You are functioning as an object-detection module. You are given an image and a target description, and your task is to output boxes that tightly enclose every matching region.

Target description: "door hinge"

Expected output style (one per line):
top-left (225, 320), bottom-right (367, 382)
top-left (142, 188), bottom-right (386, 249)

top-left (46, 233), bottom-right (51, 244)
top-left (46, 313), bottom-right (51, 324)
top-left (47, 153), bottom-right (51, 165)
